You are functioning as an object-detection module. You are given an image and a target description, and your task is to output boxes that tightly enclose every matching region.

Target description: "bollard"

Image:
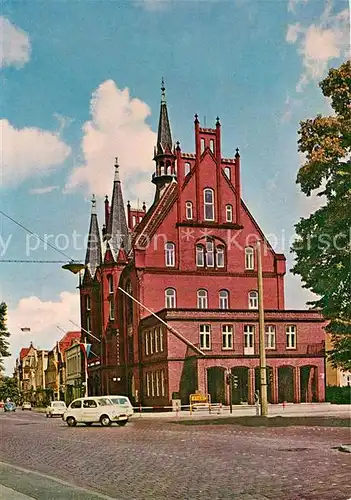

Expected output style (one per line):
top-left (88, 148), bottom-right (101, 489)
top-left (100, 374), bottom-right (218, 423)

top-left (282, 400), bottom-right (286, 410)
top-left (217, 403), bottom-right (222, 415)
top-left (176, 402), bottom-right (179, 417)
top-left (139, 403), bottom-right (142, 417)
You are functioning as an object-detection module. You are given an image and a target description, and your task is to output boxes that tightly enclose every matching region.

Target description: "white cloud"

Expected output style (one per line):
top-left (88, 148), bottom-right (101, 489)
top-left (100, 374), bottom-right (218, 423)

top-left (4, 291), bottom-right (80, 375)
top-left (287, 2), bottom-right (350, 92)
top-left (0, 16), bottom-right (31, 69)
top-left (0, 119), bottom-right (71, 187)
top-left (29, 185), bottom-right (59, 195)
top-left (66, 80), bottom-right (157, 205)
top-left (288, 0), bottom-right (309, 14)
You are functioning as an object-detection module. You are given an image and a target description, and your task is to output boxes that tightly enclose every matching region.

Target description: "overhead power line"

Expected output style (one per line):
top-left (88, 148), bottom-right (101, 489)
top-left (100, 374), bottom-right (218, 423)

top-left (0, 260), bottom-right (67, 264)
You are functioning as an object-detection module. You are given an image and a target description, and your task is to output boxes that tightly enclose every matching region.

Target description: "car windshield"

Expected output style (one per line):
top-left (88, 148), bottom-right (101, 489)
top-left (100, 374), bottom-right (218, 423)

top-left (97, 398), bottom-right (112, 406)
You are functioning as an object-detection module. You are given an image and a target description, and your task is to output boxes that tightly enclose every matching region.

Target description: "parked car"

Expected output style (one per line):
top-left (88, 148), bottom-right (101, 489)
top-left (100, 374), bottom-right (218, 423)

top-left (46, 401), bottom-right (67, 418)
top-left (62, 396), bottom-right (129, 427)
top-left (4, 402), bottom-right (16, 412)
top-left (107, 395), bottom-right (134, 417)
top-left (22, 402), bottom-right (32, 411)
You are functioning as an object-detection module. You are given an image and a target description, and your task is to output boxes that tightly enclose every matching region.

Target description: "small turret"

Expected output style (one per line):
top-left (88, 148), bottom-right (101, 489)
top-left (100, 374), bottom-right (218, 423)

top-left (85, 194), bottom-right (102, 277)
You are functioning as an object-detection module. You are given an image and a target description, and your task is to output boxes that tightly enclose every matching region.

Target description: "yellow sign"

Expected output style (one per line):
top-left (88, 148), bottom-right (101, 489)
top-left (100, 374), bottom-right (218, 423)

top-left (190, 393), bottom-right (209, 404)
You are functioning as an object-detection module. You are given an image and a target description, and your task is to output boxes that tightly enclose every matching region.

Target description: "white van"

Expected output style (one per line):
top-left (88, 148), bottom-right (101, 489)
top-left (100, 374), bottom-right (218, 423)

top-left (106, 395), bottom-right (134, 417)
top-left (62, 396), bottom-right (128, 427)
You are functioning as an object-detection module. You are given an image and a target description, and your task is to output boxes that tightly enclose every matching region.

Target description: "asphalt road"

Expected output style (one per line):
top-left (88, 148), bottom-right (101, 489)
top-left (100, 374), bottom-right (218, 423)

top-left (0, 410), bottom-right (350, 500)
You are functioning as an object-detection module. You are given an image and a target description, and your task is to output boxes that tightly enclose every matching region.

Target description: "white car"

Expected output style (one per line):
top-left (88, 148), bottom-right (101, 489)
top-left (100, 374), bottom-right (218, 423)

top-left (62, 397), bottom-right (129, 427)
top-left (46, 401), bottom-right (67, 418)
top-left (107, 395), bottom-right (134, 418)
top-left (22, 402), bottom-right (32, 411)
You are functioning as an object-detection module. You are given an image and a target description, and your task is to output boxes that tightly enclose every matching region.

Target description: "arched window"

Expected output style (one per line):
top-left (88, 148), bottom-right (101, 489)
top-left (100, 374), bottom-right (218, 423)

top-left (219, 290), bottom-right (229, 309)
top-left (108, 275), bottom-right (113, 294)
top-left (226, 204), bottom-right (233, 222)
top-left (206, 239), bottom-right (214, 267)
top-left (209, 139), bottom-right (214, 153)
top-left (216, 245), bottom-right (225, 268)
top-left (196, 245), bottom-right (205, 267)
top-left (204, 188), bottom-right (214, 221)
top-left (201, 138), bottom-right (205, 153)
top-left (197, 289), bottom-right (208, 309)
top-left (165, 242), bottom-right (175, 267)
top-left (245, 247), bottom-right (254, 270)
top-left (165, 288), bottom-right (176, 308)
top-left (186, 201), bottom-right (193, 220)
top-left (224, 167), bottom-right (231, 179)
top-left (184, 162), bottom-right (191, 176)
top-left (248, 291), bottom-right (258, 309)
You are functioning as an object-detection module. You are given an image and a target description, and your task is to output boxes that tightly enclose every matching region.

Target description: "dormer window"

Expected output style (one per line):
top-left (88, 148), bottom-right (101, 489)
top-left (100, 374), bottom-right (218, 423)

top-left (200, 138), bottom-right (205, 153)
top-left (209, 139), bottom-right (214, 153)
top-left (108, 275), bottom-right (113, 294)
top-left (186, 201), bottom-right (193, 220)
top-left (165, 242), bottom-right (175, 267)
top-left (184, 162), bottom-right (191, 176)
top-left (226, 204), bottom-right (233, 222)
top-left (204, 188), bottom-right (214, 221)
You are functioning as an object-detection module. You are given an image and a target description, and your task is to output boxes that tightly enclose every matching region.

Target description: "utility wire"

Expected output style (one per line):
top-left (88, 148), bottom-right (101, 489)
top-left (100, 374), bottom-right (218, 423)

top-left (0, 259), bottom-right (67, 264)
top-left (0, 209), bottom-right (74, 261)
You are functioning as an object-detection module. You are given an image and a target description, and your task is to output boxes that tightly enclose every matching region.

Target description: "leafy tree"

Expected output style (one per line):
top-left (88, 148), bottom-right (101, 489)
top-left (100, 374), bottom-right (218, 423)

top-left (291, 61), bottom-right (351, 370)
top-left (0, 302), bottom-right (10, 372)
top-left (0, 376), bottom-right (21, 404)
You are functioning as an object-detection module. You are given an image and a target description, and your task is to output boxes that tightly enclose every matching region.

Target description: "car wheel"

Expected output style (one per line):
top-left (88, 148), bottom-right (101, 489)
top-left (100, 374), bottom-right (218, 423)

top-left (100, 415), bottom-right (111, 427)
top-left (66, 416), bottom-right (77, 427)
top-left (117, 420), bottom-right (127, 427)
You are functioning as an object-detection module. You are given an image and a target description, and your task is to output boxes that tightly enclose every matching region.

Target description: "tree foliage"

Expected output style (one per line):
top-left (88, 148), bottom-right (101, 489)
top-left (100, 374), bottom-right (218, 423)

top-left (0, 376), bottom-right (21, 404)
top-left (0, 302), bottom-right (11, 372)
top-left (291, 61), bottom-right (351, 371)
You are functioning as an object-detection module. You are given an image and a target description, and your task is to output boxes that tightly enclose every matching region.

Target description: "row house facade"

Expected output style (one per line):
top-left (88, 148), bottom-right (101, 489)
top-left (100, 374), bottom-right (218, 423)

top-left (80, 83), bottom-right (326, 406)
top-left (15, 343), bottom-right (48, 397)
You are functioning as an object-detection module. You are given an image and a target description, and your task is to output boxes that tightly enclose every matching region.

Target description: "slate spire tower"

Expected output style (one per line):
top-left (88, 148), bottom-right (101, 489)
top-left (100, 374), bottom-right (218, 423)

top-left (152, 78), bottom-right (176, 201)
top-left (85, 194), bottom-right (102, 277)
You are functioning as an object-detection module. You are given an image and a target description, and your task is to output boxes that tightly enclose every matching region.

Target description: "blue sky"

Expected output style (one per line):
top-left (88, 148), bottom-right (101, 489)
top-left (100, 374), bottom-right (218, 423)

top-left (0, 0), bottom-right (349, 373)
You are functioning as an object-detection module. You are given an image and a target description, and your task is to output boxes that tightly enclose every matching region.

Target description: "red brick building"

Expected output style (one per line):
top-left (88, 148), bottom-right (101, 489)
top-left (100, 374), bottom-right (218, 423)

top-left (81, 84), bottom-right (326, 406)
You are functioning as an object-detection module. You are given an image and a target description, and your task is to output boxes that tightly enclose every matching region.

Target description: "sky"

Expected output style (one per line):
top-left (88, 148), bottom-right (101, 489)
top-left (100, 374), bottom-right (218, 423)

top-left (0, 0), bottom-right (349, 374)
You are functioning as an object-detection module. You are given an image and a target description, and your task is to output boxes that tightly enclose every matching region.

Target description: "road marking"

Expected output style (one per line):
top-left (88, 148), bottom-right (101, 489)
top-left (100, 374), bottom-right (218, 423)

top-left (0, 461), bottom-right (117, 500)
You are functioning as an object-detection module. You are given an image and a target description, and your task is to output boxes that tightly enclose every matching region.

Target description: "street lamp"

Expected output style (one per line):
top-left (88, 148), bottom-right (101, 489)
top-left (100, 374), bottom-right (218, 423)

top-left (256, 240), bottom-right (268, 417)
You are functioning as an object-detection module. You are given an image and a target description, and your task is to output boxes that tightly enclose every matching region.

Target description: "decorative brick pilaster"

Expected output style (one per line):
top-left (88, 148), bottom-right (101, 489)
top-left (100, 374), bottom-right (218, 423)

top-left (294, 366), bottom-right (300, 403)
top-left (272, 366), bottom-right (279, 404)
top-left (248, 367), bottom-right (255, 405)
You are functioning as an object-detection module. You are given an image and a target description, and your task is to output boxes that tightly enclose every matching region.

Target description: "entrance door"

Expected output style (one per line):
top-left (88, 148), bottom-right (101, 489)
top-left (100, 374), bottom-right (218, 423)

top-left (207, 367), bottom-right (225, 403)
top-left (278, 366), bottom-right (294, 402)
top-left (231, 367), bottom-right (249, 404)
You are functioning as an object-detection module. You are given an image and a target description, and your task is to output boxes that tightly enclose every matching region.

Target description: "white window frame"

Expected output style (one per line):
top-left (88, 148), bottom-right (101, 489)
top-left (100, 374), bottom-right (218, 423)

top-left (197, 289), bottom-right (208, 309)
top-left (161, 370), bottom-right (165, 397)
top-left (86, 295), bottom-right (91, 311)
top-left (286, 325), bottom-right (296, 349)
top-left (186, 201), bottom-right (193, 220)
top-left (204, 188), bottom-right (215, 221)
top-left (165, 288), bottom-right (176, 308)
top-left (146, 373), bottom-right (150, 397)
top-left (145, 331), bottom-right (149, 356)
top-left (199, 324), bottom-right (211, 350)
top-left (248, 291), bottom-right (258, 310)
top-left (108, 275), bottom-right (114, 294)
top-left (154, 328), bottom-right (158, 353)
top-left (219, 290), bottom-right (229, 310)
top-left (200, 138), bottom-right (205, 153)
top-left (165, 242), bottom-right (175, 267)
top-left (196, 245), bottom-right (205, 267)
top-left (209, 139), bottom-right (214, 153)
top-left (149, 331), bottom-right (154, 354)
top-left (222, 324), bottom-right (233, 350)
top-left (245, 247), bottom-right (254, 270)
top-left (226, 205), bottom-right (233, 222)
top-left (155, 371), bottom-right (160, 397)
top-left (159, 327), bottom-right (164, 352)
top-left (216, 246), bottom-right (225, 268)
top-left (244, 325), bottom-right (255, 355)
top-left (184, 162), bottom-right (191, 176)
top-left (109, 299), bottom-right (115, 320)
top-left (265, 325), bottom-right (276, 349)
top-left (206, 239), bottom-right (214, 267)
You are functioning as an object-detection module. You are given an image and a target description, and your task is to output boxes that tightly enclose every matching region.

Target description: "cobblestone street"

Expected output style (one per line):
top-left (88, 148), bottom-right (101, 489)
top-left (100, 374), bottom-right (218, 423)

top-left (1, 411), bottom-right (350, 500)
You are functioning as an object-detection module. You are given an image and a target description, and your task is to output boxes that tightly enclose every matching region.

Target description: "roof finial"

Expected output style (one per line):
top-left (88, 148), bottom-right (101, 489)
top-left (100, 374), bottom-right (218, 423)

top-left (91, 194), bottom-right (96, 214)
top-left (161, 77), bottom-right (166, 103)
top-left (235, 147), bottom-right (240, 158)
top-left (114, 157), bottom-right (120, 181)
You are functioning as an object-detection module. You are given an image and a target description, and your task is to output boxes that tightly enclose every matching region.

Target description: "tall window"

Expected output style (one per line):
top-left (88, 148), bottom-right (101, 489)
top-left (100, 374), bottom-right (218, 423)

top-left (186, 201), bottom-right (193, 220)
top-left (86, 315), bottom-right (91, 333)
top-left (145, 332), bottom-right (149, 355)
top-left (86, 295), bottom-right (91, 311)
top-left (216, 246), bottom-right (225, 268)
top-left (204, 188), bottom-right (214, 221)
top-left (286, 325), bottom-right (296, 349)
top-left (224, 167), bottom-right (231, 179)
top-left (146, 373), bottom-right (151, 397)
top-left (159, 328), bottom-right (164, 352)
top-left (149, 331), bottom-right (154, 354)
top-left (222, 325), bottom-right (233, 349)
top-left (165, 242), bottom-right (175, 267)
top-left (245, 247), bottom-right (254, 270)
top-left (109, 299), bottom-right (115, 320)
top-left (165, 288), bottom-right (176, 308)
top-left (244, 325), bottom-right (254, 354)
top-left (219, 290), bottom-right (229, 309)
top-left (151, 372), bottom-right (155, 397)
top-left (161, 370), bottom-right (165, 396)
top-left (196, 245), bottom-right (205, 267)
top-left (209, 139), bottom-right (214, 153)
top-left (108, 275), bottom-right (114, 294)
top-left (248, 291), bottom-right (258, 309)
top-left (265, 325), bottom-right (276, 349)
top-left (197, 289), bottom-right (208, 309)
top-left (206, 239), bottom-right (214, 267)
top-left (185, 162), bottom-right (191, 175)
top-left (226, 205), bottom-right (233, 222)
top-left (201, 138), bottom-right (205, 153)
top-left (155, 371), bottom-right (160, 396)
top-left (154, 328), bottom-right (159, 353)
top-left (199, 324), bottom-right (211, 350)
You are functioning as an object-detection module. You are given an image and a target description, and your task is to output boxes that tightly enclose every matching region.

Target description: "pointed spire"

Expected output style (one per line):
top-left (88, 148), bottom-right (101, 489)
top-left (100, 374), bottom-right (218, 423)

top-left (106, 158), bottom-right (129, 257)
top-left (85, 194), bottom-right (102, 277)
top-left (156, 78), bottom-right (172, 155)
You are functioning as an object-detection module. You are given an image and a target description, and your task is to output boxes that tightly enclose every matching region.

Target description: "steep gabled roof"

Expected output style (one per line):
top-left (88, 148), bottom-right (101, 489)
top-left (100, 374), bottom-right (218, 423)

top-left (156, 79), bottom-right (172, 155)
top-left (85, 194), bottom-right (102, 277)
top-left (20, 347), bottom-right (30, 360)
top-left (58, 331), bottom-right (81, 354)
